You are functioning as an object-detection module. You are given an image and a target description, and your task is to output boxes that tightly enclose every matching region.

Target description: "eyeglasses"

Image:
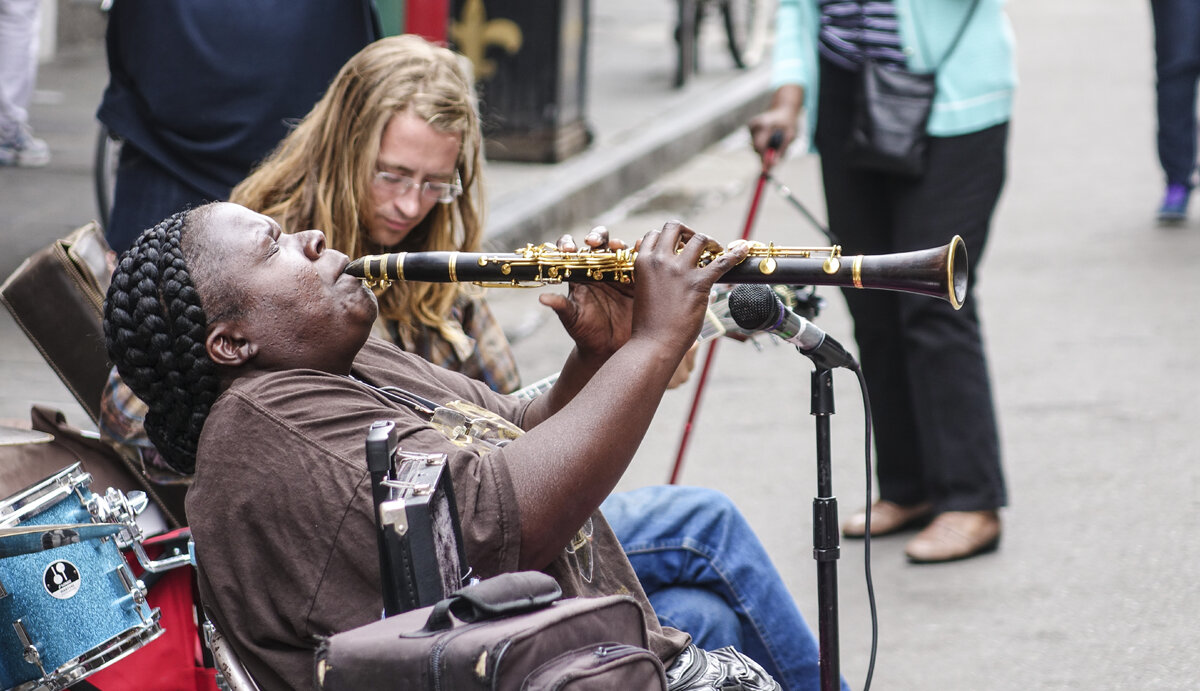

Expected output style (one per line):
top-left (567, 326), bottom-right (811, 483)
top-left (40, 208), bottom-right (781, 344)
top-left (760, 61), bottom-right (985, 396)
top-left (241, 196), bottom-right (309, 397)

top-left (372, 170), bottom-right (463, 204)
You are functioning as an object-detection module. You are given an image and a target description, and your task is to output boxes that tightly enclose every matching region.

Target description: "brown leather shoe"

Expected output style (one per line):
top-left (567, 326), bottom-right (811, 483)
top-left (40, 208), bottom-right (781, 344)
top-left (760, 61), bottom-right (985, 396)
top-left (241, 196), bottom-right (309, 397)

top-left (904, 510), bottom-right (1001, 563)
top-left (842, 500), bottom-right (933, 538)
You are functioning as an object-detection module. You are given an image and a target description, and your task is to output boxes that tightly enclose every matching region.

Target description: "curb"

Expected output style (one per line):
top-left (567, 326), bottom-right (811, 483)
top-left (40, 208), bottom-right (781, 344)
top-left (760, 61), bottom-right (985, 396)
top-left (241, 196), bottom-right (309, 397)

top-left (483, 67), bottom-right (773, 252)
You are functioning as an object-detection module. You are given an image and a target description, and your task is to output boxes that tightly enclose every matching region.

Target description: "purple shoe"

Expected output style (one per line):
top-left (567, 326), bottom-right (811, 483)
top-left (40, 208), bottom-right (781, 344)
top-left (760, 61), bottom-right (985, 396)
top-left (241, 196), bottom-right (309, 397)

top-left (1158, 183), bottom-right (1189, 223)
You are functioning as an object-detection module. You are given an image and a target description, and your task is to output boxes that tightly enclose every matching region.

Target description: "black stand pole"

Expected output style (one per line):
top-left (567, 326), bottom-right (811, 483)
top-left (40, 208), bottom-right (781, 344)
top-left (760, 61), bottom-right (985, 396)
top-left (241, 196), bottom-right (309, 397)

top-left (810, 366), bottom-right (841, 691)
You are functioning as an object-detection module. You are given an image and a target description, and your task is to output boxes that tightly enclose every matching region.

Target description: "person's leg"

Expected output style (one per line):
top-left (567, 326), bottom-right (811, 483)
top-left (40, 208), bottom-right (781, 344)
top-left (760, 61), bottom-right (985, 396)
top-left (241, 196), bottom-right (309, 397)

top-left (881, 124), bottom-right (1008, 563)
top-left (889, 124), bottom-right (1008, 516)
top-left (0, 0), bottom-right (48, 166)
top-left (602, 486), bottom-right (845, 691)
top-left (814, 57), bottom-right (929, 512)
top-left (1150, 0), bottom-right (1200, 220)
top-left (0, 0), bottom-right (38, 130)
top-left (107, 142), bottom-right (213, 254)
top-left (645, 586), bottom-right (742, 650)
top-left (1151, 0), bottom-right (1200, 187)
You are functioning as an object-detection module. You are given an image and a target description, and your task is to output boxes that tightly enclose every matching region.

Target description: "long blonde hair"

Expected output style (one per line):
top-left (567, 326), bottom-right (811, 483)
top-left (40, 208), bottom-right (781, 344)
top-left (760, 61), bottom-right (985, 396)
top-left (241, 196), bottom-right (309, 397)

top-left (231, 35), bottom-right (483, 338)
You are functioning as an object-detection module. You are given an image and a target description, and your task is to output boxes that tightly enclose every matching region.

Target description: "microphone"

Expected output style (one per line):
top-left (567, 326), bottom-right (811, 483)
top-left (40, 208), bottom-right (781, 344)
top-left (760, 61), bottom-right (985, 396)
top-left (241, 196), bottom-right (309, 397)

top-left (727, 284), bottom-right (857, 370)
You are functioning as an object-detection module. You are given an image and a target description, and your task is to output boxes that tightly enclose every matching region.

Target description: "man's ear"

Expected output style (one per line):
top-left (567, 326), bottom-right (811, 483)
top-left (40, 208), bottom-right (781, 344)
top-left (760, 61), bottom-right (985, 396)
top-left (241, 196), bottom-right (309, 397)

top-left (207, 321), bottom-right (256, 367)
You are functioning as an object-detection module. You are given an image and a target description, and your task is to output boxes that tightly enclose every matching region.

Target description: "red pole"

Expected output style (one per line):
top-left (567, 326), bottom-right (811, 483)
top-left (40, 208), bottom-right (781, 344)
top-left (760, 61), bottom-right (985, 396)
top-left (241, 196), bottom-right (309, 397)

top-left (669, 141), bottom-right (780, 483)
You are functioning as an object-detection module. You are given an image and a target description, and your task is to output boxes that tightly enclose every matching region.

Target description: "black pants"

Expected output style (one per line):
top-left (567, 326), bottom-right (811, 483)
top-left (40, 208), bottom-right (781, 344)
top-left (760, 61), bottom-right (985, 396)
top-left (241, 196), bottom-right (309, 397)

top-left (814, 58), bottom-right (1008, 512)
top-left (107, 142), bottom-right (215, 256)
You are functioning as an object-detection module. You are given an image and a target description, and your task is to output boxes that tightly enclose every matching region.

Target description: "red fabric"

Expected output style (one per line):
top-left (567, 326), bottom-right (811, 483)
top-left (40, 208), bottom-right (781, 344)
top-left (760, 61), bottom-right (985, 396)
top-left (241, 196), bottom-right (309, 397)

top-left (85, 529), bottom-right (218, 691)
top-left (406, 0), bottom-right (449, 43)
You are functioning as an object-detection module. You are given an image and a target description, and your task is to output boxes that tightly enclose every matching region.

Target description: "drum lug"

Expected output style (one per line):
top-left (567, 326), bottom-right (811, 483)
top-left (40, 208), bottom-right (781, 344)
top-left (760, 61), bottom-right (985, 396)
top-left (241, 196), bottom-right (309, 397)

top-left (125, 491), bottom-right (149, 516)
top-left (85, 493), bottom-right (106, 522)
top-left (115, 562), bottom-right (149, 612)
top-left (12, 618), bottom-right (47, 676)
top-left (0, 574), bottom-right (8, 599)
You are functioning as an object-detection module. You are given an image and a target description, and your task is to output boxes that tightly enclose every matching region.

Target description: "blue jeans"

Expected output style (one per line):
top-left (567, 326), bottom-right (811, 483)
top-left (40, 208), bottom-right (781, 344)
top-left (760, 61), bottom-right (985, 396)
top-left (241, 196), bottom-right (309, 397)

top-left (1151, 0), bottom-right (1200, 186)
top-left (602, 486), bottom-right (849, 691)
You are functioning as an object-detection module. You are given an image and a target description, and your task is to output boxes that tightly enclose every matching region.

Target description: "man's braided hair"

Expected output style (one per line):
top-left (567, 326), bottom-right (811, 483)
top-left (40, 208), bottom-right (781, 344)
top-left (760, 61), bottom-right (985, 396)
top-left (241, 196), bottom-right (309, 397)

top-left (103, 208), bottom-right (221, 474)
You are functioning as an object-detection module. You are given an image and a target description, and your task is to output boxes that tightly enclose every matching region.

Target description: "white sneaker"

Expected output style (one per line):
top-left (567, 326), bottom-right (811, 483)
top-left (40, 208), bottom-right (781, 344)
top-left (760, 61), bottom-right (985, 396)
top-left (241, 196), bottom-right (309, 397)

top-left (0, 125), bottom-right (51, 167)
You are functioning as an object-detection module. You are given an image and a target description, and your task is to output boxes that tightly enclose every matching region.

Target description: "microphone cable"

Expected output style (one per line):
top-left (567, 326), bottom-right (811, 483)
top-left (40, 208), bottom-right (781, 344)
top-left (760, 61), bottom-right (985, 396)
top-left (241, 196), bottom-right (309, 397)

top-left (849, 361), bottom-right (879, 691)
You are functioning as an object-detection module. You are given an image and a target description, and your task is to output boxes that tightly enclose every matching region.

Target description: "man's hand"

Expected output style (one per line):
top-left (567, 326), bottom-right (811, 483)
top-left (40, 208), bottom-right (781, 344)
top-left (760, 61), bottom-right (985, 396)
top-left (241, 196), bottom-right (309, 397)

top-left (538, 223), bottom-right (749, 365)
top-left (538, 226), bottom-right (635, 360)
top-left (511, 223), bottom-right (748, 566)
top-left (630, 221), bottom-right (749, 358)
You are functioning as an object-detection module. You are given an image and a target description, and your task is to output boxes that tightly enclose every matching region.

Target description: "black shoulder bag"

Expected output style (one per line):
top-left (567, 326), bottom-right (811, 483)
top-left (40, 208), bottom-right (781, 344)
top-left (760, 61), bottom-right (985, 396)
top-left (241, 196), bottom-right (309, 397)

top-left (844, 0), bottom-right (981, 177)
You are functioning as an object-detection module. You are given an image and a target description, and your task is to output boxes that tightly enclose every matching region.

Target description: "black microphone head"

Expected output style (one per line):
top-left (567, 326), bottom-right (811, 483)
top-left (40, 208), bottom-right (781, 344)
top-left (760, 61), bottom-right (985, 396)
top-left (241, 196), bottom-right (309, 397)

top-left (728, 284), bottom-right (783, 331)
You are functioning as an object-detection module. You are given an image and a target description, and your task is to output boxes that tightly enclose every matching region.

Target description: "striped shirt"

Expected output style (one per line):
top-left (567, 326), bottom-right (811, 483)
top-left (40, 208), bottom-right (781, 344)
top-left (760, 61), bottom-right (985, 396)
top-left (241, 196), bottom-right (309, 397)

top-left (818, 1), bottom-right (907, 71)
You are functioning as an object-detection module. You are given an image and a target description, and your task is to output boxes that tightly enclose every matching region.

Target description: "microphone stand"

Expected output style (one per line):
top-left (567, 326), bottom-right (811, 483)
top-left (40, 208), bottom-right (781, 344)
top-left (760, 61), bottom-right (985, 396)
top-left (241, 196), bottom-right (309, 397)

top-left (725, 282), bottom-right (851, 690)
top-left (810, 365), bottom-right (841, 691)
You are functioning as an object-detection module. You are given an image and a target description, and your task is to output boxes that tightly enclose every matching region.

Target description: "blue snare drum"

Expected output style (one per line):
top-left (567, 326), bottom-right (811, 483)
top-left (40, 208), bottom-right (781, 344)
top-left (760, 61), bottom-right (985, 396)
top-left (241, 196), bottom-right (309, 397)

top-left (0, 464), bottom-right (162, 691)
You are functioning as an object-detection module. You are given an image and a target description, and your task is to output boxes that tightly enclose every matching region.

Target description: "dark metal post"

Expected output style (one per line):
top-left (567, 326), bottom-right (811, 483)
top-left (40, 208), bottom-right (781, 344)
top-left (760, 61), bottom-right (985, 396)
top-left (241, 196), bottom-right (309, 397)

top-left (810, 367), bottom-right (841, 691)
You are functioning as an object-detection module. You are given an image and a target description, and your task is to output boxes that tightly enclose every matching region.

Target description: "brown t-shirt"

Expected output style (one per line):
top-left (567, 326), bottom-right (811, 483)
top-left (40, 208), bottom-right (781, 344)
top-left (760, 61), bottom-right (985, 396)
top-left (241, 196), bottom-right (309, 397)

top-left (186, 337), bottom-right (688, 690)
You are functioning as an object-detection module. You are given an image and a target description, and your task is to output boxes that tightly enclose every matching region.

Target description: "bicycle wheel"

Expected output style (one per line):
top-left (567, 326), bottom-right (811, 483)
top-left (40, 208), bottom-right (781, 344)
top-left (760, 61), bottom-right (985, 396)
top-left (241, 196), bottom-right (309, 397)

top-left (93, 123), bottom-right (122, 232)
top-left (721, 0), bottom-right (775, 69)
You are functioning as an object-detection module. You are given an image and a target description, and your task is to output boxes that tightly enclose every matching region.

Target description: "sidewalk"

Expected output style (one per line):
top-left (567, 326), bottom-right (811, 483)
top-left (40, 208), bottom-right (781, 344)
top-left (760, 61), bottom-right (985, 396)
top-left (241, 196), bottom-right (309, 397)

top-left (0, 3), bottom-right (770, 424)
top-left (6, 3), bottom-right (1200, 687)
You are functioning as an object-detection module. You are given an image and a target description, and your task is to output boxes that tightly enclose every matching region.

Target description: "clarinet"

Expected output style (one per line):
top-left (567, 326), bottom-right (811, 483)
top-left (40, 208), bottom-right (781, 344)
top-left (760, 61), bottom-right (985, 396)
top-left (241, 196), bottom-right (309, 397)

top-left (344, 237), bottom-right (968, 309)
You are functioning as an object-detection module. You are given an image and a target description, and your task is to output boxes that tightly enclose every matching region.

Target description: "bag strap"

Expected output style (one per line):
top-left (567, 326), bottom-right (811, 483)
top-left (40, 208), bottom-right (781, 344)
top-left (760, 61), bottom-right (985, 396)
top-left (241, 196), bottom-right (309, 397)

top-left (932, 0), bottom-right (982, 70)
top-left (421, 572), bottom-right (563, 632)
top-left (348, 375), bottom-right (439, 415)
top-left (873, 0), bottom-right (981, 71)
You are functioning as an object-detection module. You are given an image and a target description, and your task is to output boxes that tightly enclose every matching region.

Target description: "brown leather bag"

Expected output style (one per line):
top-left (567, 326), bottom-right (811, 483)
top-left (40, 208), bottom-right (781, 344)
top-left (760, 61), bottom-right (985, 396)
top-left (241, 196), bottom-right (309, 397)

top-left (0, 221), bottom-right (113, 424)
top-left (314, 571), bottom-right (667, 690)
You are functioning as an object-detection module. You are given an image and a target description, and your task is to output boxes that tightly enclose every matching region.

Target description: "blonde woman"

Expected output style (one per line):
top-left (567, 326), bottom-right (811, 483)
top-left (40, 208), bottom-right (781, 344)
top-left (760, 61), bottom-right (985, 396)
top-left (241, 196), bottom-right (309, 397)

top-left (232, 35), bottom-right (519, 393)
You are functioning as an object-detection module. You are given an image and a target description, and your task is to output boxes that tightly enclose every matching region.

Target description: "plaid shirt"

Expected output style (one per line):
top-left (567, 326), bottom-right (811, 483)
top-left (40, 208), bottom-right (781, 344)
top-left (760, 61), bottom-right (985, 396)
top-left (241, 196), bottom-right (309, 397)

top-left (377, 291), bottom-right (521, 395)
top-left (99, 368), bottom-right (182, 483)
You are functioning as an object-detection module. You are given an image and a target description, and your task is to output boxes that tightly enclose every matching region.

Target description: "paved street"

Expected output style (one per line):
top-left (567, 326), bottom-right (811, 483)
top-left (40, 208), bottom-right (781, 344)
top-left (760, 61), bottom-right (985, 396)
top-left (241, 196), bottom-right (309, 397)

top-left (2, 1), bottom-right (1199, 689)
top-left (488, 2), bottom-right (1200, 688)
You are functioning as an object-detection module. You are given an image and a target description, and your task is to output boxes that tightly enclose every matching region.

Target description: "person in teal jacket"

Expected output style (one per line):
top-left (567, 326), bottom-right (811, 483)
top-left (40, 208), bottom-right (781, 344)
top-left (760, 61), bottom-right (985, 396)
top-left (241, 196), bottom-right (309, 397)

top-left (750, 0), bottom-right (1014, 563)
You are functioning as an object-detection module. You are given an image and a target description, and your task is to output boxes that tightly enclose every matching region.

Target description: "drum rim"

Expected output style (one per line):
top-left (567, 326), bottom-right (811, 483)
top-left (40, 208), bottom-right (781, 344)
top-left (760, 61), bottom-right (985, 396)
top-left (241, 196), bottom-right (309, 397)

top-left (0, 464), bottom-right (90, 528)
top-left (10, 612), bottom-right (163, 691)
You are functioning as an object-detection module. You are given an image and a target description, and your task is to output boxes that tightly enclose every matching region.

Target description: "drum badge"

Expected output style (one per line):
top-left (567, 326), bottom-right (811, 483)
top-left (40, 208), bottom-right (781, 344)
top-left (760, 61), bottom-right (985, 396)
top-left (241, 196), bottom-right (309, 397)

top-left (43, 560), bottom-right (82, 600)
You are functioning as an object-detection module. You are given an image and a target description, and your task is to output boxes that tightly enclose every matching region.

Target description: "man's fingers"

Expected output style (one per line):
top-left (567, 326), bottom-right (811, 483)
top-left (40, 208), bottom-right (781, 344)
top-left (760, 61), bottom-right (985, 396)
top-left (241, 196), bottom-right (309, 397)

top-left (556, 234), bottom-right (578, 252)
top-left (584, 226), bottom-right (609, 251)
top-left (657, 220), bottom-right (687, 254)
top-left (639, 226), bottom-right (662, 254)
top-left (707, 239), bottom-right (751, 276)
top-left (538, 292), bottom-right (576, 324)
top-left (558, 226), bottom-right (629, 253)
top-left (670, 225), bottom-right (720, 267)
